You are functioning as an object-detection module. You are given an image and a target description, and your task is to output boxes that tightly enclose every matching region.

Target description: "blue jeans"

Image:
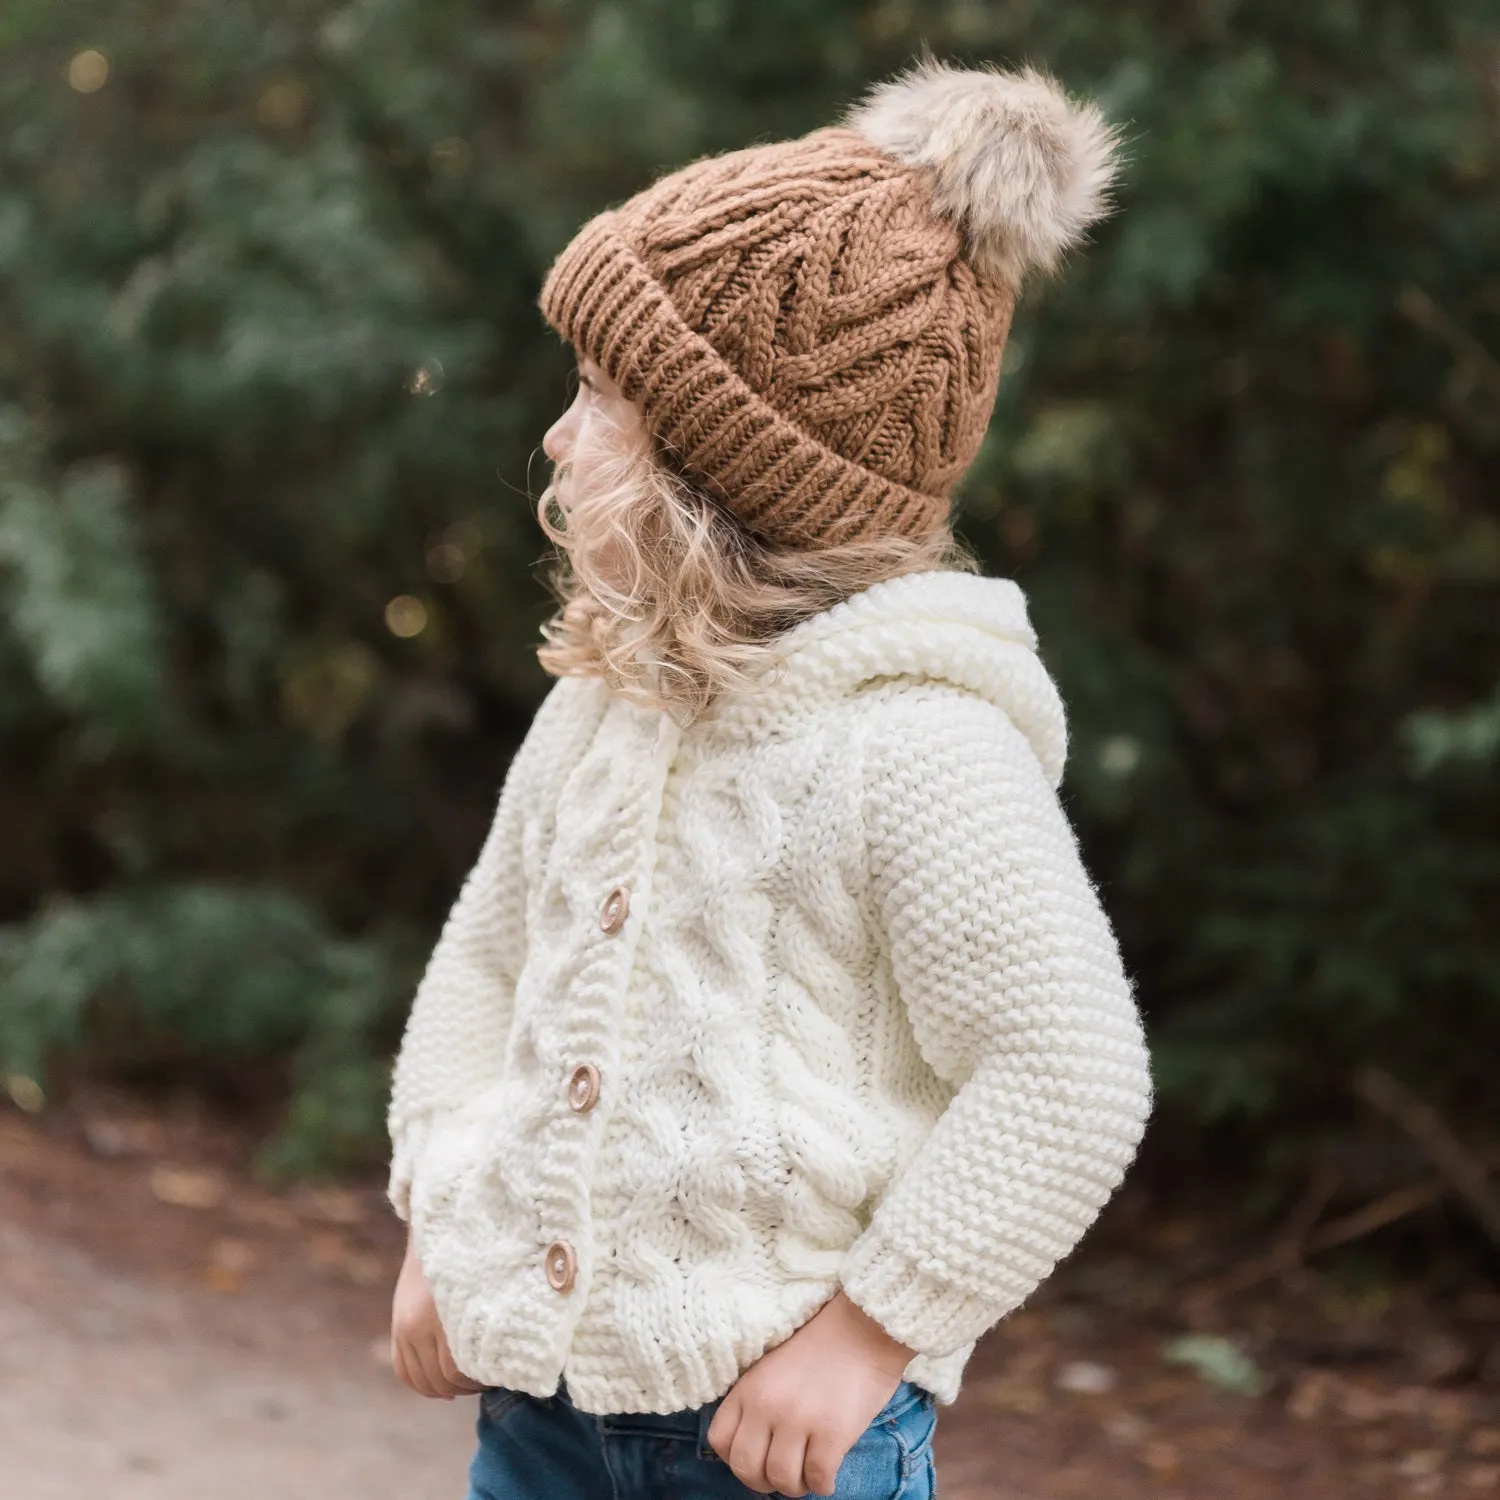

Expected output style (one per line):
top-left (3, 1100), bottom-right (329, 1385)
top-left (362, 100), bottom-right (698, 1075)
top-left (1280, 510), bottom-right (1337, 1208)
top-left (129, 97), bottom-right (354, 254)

top-left (465, 1374), bottom-right (938, 1500)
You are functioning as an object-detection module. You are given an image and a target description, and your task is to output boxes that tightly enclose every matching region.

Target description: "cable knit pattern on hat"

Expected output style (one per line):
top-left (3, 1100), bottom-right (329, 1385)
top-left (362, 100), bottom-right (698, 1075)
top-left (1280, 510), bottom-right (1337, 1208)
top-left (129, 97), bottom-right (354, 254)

top-left (386, 571), bottom-right (1154, 1416)
top-left (539, 60), bottom-right (1121, 547)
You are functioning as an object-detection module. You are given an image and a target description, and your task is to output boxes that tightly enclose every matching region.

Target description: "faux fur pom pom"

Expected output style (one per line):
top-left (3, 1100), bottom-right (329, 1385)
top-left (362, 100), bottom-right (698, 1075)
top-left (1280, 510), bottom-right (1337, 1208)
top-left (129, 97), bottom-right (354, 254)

top-left (842, 56), bottom-right (1124, 286)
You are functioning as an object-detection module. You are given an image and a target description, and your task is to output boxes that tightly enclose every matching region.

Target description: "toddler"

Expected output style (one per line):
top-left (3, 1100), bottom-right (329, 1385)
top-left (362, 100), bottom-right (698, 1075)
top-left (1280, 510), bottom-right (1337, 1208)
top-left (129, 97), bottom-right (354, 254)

top-left (386, 55), bottom-right (1154, 1500)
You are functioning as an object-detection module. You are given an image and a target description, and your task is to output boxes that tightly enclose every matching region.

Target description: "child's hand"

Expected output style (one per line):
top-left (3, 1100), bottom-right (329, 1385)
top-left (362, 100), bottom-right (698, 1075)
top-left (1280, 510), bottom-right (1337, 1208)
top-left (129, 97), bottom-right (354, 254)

top-left (390, 1230), bottom-right (486, 1400)
top-left (705, 1291), bottom-right (916, 1497)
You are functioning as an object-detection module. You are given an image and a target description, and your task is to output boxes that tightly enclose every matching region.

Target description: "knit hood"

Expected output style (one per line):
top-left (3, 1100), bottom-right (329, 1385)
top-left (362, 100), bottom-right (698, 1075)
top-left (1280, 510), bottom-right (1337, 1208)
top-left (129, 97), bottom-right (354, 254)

top-left (716, 570), bottom-right (1070, 790)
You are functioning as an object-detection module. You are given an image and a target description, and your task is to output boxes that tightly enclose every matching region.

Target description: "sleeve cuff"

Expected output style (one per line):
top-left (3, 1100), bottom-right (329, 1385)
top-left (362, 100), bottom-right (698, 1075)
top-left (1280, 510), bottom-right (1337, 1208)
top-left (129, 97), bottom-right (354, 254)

top-left (838, 1226), bottom-right (1011, 1359)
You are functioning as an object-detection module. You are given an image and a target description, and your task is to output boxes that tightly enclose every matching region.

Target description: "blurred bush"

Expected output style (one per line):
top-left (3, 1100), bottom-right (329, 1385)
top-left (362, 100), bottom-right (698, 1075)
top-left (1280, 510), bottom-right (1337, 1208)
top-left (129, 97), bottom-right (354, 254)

top-left (0, 1), bottom-right (1495, 1186)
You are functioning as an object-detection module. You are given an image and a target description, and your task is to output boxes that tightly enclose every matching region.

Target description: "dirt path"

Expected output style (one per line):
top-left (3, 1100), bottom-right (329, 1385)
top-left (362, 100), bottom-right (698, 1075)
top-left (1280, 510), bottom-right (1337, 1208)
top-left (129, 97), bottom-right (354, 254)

top-left (3, 1088), bottom-right (1499, 1499)
top-left (0, 1217), bottom-right (475, 1500)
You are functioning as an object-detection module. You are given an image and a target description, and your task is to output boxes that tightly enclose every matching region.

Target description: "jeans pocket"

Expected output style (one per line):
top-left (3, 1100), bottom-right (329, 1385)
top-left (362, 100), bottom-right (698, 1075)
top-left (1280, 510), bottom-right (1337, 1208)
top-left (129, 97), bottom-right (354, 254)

top-left (478, 1386), bottom-right (529, 1426)
top-left (693, 1382), bottom-right (936, 1492)
top-left (874, 1380), bottom-right (924, 1424)
top-left (887, 1387), bottom-right (938, 1484)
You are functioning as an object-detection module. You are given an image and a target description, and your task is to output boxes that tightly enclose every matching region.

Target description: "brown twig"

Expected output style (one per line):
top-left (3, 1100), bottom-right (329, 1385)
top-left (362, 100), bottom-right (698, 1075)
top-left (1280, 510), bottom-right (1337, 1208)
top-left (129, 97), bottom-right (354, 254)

top-left (1396, 285), bottom-right (1500, 400)
top-left (1307, 1171), bottom-right (1476, 1254)
top-left (1352, 1065), bottom-right (1500, 1249)
top-left (1180, 1143), bottom-right (1500, 1309)
top-left (1182, 1161), bottom-right (1341, 1308)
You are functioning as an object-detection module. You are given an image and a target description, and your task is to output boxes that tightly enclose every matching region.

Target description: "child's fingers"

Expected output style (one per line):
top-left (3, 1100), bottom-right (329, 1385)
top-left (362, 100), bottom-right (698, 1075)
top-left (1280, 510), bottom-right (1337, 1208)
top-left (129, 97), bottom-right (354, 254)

top-left (764, 1425), bottom-right (811, 1497)
top-left (404, 1333), bottom-right (448, 1399)
top-left (396, 1336), bottom-right (435, 1398)
top-left (391, 1336), bottom-right (419, 1395)
top-left (704, 1392), bottom-right (740, 1461)
top-left (419, 1338), bottom-right (459, 1399)
top-left (801, 1432), bottom-right (847, 1497)
top-left (437, 1344), bottom-right (485, 1394)
top-left (727, 1414), bottom-right (775, 1493)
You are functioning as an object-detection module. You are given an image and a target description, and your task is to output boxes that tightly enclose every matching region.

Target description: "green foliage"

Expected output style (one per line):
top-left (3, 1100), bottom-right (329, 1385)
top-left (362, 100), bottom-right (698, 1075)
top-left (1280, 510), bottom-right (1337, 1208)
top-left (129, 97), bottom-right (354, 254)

top-left (0, 881), bottom-right (400, 1176)
top-left (1402, 680), bottom-right (1500, 774)
top-left (1160, 1334), bottom-right (1268, 1397)
top-left (1, 0), bottom-right (1496, 1181)
top-left (0, 423), bottom-right (168, 749)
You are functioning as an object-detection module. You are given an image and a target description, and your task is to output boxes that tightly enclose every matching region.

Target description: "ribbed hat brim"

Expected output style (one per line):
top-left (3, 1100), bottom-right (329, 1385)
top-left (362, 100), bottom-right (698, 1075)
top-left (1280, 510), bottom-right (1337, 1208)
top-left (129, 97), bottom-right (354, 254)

top-left (539, 212), bottom-right (950, 548)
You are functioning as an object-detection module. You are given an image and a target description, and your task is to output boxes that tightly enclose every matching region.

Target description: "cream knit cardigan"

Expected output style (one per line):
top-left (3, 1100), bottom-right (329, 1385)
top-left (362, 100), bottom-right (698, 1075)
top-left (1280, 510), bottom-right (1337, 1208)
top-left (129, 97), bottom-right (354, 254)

top-left (386, 570), bottom-right (1154, 1416)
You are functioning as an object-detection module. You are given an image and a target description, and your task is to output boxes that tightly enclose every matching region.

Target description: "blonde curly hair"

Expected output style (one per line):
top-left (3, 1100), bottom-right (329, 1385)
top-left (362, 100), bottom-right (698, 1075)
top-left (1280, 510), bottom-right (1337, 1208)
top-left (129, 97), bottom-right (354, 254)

top-left (534, 408), bottom-right (977, 723)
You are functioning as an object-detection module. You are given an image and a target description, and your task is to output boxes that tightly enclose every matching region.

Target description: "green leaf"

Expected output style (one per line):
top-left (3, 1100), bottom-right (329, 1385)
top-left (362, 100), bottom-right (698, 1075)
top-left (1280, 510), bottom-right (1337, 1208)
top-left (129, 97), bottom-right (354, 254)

top-left (0, 439), bottom-right (168, 747)
top-left (1160, 1335), bottom-right (1268, 1397)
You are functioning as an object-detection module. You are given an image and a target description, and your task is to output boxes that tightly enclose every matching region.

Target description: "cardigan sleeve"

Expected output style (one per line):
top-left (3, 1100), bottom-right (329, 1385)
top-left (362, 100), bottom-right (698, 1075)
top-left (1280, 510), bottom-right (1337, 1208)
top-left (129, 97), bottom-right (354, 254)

top-left (384, 684), bottom-right (562, 1224)
top-left (838, 687), bottom-right (1154, 1358)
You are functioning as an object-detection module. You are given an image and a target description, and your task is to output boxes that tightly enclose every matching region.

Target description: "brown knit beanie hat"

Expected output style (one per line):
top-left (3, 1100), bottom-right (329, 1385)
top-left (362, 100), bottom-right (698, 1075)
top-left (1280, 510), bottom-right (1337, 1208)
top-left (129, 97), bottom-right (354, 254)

top-left (539, 56), bottom-right (1123, 548)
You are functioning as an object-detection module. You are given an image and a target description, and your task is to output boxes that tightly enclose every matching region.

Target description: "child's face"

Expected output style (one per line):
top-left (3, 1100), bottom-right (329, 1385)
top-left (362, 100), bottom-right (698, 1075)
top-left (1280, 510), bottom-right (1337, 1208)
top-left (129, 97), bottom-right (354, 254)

top-left (542, 352), bottom-right (645, 515)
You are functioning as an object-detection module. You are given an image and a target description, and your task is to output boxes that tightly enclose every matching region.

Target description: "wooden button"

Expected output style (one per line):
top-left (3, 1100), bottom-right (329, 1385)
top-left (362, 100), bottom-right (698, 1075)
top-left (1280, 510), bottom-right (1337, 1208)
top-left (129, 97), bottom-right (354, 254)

top-left (544, 1239), bottom-right (577, 1293)
top-left (567, 1063), bottom-right (601, 1113)
top-left (599, 886), bottom-right (630, 935)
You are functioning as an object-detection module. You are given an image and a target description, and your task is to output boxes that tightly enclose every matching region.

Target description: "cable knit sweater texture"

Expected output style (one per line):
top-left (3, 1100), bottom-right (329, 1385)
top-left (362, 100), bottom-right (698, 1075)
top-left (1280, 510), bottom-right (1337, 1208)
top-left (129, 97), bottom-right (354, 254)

top-left (386, 570), bottom-right (1154, 1415)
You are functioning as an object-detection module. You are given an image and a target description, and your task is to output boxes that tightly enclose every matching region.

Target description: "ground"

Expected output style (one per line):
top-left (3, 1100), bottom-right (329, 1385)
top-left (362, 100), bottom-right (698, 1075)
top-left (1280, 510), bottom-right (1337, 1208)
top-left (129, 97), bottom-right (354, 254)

top-left (2, 1084), bottom-right (1498, 1499)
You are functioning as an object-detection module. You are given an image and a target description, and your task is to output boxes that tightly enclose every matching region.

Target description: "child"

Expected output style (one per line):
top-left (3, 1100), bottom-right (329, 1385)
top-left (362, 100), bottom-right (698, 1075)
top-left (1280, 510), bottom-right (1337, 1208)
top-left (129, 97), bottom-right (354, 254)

top-left (386, 55), bottom-right (1154, 1500)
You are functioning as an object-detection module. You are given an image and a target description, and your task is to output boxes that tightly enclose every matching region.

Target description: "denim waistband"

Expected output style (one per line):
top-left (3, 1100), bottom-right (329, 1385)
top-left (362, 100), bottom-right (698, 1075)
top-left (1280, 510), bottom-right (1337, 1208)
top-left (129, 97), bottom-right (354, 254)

top-left (550, 1374), bottom-right (931, 1433)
